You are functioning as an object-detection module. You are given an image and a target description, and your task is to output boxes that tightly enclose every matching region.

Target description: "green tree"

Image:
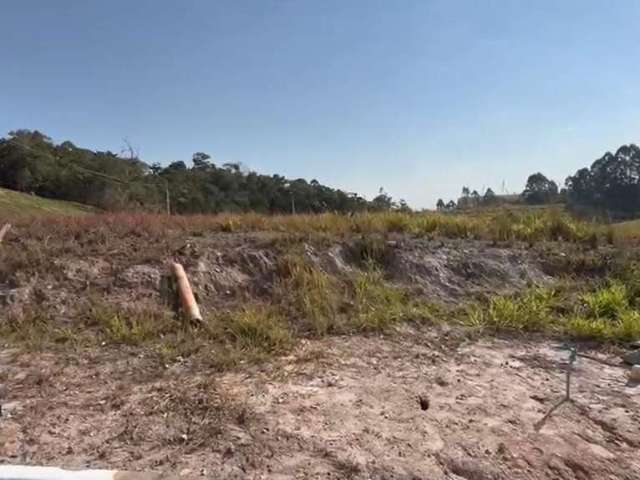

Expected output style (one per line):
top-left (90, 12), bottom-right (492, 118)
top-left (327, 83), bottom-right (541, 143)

top-left (522, 173), bottom-right (558, 204)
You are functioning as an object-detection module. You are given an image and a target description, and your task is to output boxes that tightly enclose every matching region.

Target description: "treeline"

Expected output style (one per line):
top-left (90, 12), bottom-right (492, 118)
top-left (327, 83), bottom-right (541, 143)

top-left (565, 144), bottom-right (640, 216)
top-left (3, 130), bottom-right (640, 217)
top-left (446, 143), bottom-right (640, 217)
top-left (0, 130), bottom-right (402, 214)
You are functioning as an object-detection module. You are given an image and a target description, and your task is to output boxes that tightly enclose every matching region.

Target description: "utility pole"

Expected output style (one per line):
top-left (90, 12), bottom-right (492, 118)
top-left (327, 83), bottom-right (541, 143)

top-left (164, 178), bottom-right (171, 215)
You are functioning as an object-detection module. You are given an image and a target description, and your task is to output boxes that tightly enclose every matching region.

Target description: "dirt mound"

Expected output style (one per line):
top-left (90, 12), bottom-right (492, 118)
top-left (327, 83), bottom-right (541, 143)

top-left (1, 232), bottom-right (564, 318)
top-left (382, 240), bottom-right (551, 301)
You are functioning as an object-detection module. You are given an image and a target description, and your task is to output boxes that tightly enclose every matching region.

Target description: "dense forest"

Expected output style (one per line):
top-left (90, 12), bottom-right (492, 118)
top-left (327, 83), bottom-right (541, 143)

top-left (0, 130), bottom-right (399, 214)
top-left (2, 130), bottom-right (640, 217)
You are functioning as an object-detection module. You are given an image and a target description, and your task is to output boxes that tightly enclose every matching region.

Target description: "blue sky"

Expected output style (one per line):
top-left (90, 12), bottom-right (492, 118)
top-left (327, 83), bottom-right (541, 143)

top-left (2, 0), bottom-right (640, 208)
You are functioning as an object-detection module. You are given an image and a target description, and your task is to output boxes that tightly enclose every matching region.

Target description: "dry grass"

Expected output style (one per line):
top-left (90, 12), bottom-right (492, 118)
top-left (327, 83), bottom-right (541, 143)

top-left (3, 208), bottom-right (610, 244)
top-left (2, 206), bottom-right (638, 365)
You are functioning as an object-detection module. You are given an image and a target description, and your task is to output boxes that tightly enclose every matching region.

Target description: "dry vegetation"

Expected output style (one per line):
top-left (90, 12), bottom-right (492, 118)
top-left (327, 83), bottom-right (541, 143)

top-left (2, 208), bottom-right (640, 361)
top-left (3, 207), bottom-right (640, 478)
top-left (2, 206), bottom-right (615, 243)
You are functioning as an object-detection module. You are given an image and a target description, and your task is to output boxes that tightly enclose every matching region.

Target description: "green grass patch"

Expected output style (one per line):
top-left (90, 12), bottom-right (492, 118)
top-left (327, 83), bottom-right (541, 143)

top-left (0, 186), bottom-right (95, 216)
top-left (213, 305), bottom-right (293, 353)
top-left (275, 254), bottom-right (343, 335)
top-left (467, 288), bottom-right (557, 332)
top-left (348, 267), bottom-right (434, 331)
top-left (468, 281), bottom-right (640, 342)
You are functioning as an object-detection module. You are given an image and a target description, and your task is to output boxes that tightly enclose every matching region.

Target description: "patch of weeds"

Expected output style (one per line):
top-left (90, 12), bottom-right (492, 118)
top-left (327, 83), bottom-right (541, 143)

top-left (611, 257), bottom-right (640, 305)
top-left (565, 310), bottom-right (640, 342)
top-left (87, 303), bottom-right (177, 345)
top-left (213, 305), bottom-right (293, 354)
top-left (275, 254), bottom-right (343, 335)
top-left (154, 325), bottom-right (205, 362)
top-left (348, 266), bottom-right (434, 332)
top-left (566, 280), bottom-right (640, 341)
top-left (467, 288), bottom-right (557, 332)
top-left (469, 281), bottom-right (640, 342)
top-left (579, 281), bottom-right (628, 319)
top-left (565, 315), bottom-right (611, 340)
top-left (349, 236), bottom-right (392, 267)
top-left (0, 309), bottom-right (73, 350)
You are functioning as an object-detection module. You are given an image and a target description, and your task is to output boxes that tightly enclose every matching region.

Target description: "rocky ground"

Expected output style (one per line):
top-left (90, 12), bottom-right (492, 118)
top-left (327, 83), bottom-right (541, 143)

top-left (1, 325), bottom-right (638, 479)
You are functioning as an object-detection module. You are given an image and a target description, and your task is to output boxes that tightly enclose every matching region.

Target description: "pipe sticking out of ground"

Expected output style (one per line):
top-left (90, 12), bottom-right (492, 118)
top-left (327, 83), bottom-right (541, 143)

top-left (171, 262), bottom-right (202, 322)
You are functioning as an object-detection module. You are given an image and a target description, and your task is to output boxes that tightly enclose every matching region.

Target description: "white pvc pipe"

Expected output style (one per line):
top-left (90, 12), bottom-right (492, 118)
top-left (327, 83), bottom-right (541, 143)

top-left (0, 466), bottom-right (117, 480)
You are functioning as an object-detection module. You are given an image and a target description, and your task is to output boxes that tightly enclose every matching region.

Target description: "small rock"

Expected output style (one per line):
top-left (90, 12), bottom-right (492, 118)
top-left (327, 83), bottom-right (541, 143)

top-left (623, 350), bottom-right (640, 365)
top-left (1, 401), bottom-right (21, 416)
top-left (629, 365), bottom-right (640, 382)
top-left (179, 468), bottom-right (192, 476)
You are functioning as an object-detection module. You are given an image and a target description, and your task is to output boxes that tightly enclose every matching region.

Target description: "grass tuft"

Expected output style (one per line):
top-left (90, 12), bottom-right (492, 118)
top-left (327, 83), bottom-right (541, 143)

top-left (276, 254), bottom-right (343, 335)
top-left (467, 288), bottom-right (556, 332)
top-left (214, 305), bottom-right (293, 353)
top-left (579, 281), bottom-right (628, 320)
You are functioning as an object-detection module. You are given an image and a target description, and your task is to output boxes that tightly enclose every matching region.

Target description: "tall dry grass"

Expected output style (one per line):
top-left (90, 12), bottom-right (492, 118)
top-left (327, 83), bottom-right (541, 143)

top-left (4, 208), bottom-right (610, 244)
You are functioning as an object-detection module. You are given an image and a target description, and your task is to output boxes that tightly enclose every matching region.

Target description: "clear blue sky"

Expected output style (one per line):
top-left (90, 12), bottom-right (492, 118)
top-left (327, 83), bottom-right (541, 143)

top-left (2, 0), bottom-right (640, 208)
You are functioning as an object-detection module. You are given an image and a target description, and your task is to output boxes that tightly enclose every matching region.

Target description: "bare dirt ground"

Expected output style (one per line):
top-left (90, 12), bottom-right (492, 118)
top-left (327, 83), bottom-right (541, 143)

top-left (1, 326), bottom-right (638, 479)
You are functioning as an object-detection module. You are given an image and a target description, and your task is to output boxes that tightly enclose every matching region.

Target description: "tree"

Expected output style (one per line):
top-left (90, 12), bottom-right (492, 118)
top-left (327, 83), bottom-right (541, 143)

top-left (436, 198), bottom-right (445, 211)
top-left (397, 199), bottom-right (411, 212)
top-left (192, 152), bottom-right (213, 170)
top-left (371, 187), bottom-right (394, 211)
top-left (0, 129), bottom-right (385, 215)
top-left (483, 188), bottom-right (496, 205)
top-left (522, 173), bottom-right (558, 204)
top-left (446, 200), bottom-right (456, 210)
top-left (462, 186), bottom-right (470, 197)
top-left (565, 144), bottom-right (640, 214)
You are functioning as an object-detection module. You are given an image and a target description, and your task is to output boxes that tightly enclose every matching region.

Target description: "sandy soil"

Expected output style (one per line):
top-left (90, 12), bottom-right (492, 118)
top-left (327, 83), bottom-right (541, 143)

top-left (1, 326), bottom-right (639, 479)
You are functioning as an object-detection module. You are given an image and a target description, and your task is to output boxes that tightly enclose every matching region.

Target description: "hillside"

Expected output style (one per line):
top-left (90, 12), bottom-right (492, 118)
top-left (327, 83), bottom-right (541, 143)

top-left (0, 187), bottom-right (94, 216)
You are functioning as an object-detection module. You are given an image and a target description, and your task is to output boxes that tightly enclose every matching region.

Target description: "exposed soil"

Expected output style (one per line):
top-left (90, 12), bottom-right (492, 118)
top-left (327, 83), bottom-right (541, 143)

top-left (1, 326), bottom-right (639, 479)
top-left (1, 231), bottom-right (587, 318)
top-left (1, 229), bottom-right (637, 478)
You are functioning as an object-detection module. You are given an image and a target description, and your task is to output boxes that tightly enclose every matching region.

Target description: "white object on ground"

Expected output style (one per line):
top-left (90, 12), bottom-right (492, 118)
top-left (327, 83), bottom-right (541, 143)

top-left (0, 466), bottom-right (173, 480)
top-left (630, 365), bottom-right (640, 382)
top-left (0, 466), bottom-right (117, 480)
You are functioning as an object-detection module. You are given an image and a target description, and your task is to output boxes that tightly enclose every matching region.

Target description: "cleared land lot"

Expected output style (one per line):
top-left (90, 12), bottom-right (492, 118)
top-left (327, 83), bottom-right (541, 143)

top-left (1, 209), bottom-right (639, 479)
